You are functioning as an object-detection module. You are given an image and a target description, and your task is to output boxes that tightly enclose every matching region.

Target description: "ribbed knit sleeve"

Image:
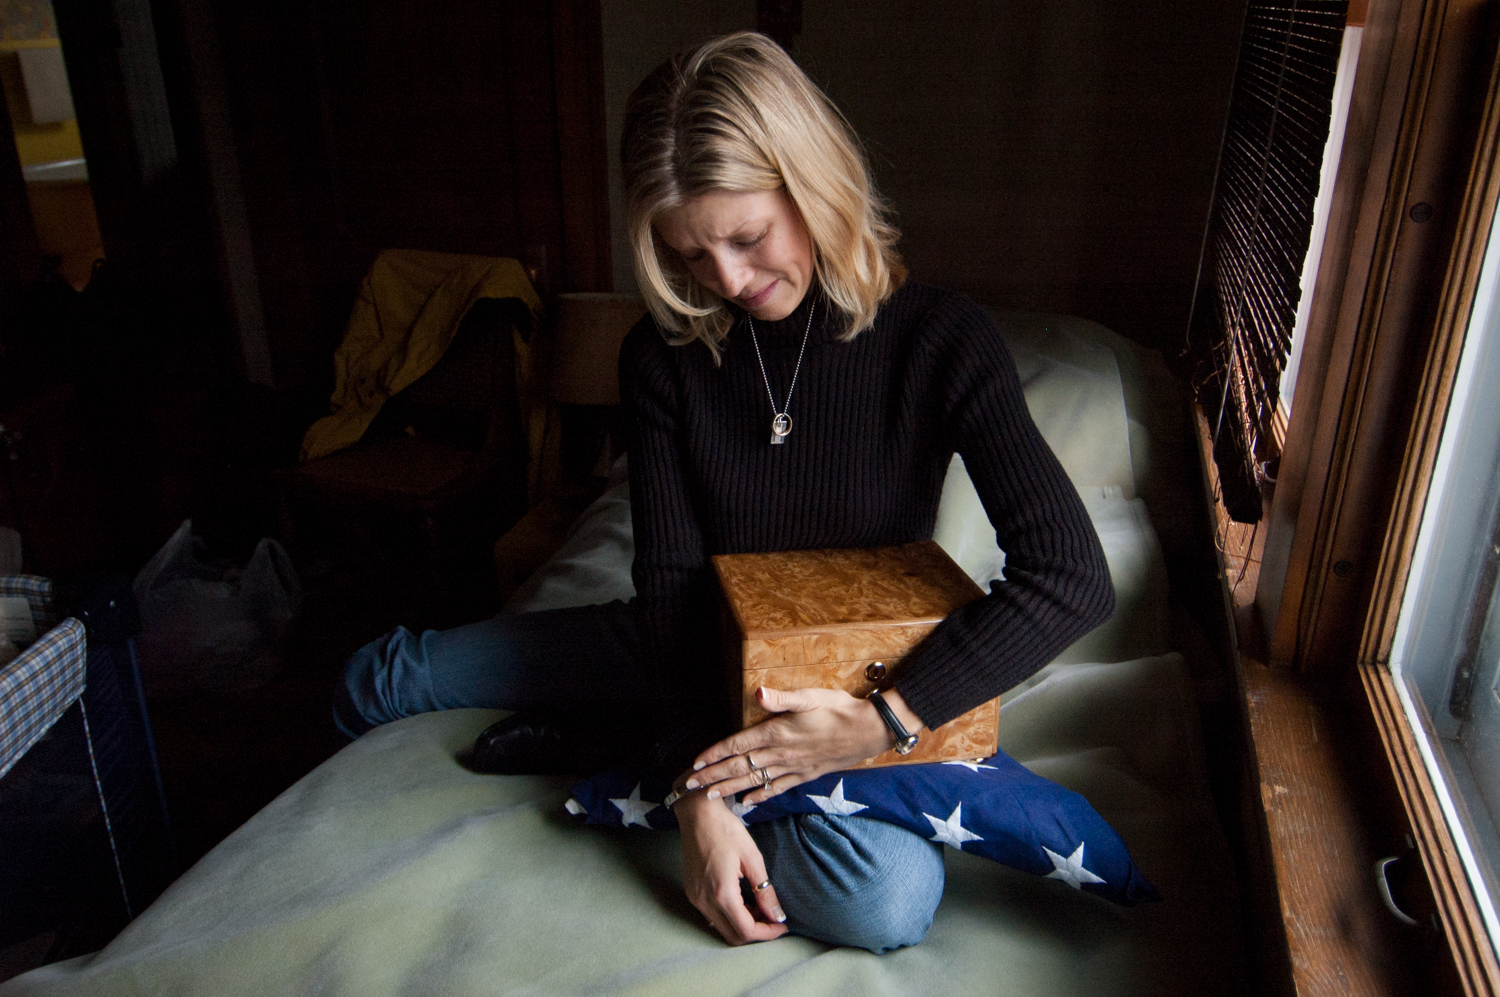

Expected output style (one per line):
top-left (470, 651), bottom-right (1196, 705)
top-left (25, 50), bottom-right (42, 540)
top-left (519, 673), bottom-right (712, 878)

top-left (617, 324), bottom-right (716, 715)
top-left (888, 296), bottom-right (1115, 728)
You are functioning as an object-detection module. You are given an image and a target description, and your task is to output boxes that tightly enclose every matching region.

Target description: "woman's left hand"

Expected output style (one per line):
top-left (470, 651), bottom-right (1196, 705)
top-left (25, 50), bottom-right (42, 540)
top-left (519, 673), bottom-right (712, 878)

top-left (685, 686), bottom-right (910, 805)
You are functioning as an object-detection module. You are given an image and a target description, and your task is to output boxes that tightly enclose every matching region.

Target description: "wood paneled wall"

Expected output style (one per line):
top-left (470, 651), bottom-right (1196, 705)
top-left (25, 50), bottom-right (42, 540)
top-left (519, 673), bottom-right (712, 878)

top-left (598, 3), bottom-right (1243, 356)
top-left (146, 0), bottom-right (612, 398)
top-left (796, 2), bottom-right (1243, 354)
top-left (55, 0), bottom-right (1242, 393)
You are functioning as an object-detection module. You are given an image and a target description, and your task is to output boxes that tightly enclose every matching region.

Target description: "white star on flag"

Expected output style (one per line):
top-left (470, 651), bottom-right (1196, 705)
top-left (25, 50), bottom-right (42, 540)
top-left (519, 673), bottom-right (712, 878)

top-left (609, 783), bottom-right (658, 828)
top-left (1043, 842), bottom-right (1107, 889)
top-left (729, 800), bottom-right (758, 824)
top-left (943, 759), bottom-right (999, 773)
top-left (808, 779), bottom-right (869, 816)
top-left (924, 803), bottom-right (983, 849)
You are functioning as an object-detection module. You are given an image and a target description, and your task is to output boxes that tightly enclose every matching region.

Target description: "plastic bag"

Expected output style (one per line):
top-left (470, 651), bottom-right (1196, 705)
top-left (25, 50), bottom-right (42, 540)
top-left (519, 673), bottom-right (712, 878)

top-left (132, 520), bottom-right (302, 695)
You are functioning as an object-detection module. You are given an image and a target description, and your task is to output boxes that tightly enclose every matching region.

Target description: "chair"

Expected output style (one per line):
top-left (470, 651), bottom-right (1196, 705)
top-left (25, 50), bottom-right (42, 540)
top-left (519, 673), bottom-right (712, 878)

top-left (492, 293), bottom-right (643, 601)
top-left (273, 297), bottom-right (534, 606)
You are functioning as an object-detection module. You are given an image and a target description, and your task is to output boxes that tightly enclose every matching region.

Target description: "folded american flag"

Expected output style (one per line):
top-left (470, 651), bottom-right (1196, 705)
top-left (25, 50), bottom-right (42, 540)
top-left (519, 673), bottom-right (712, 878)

top-left (567, 750), bottom-right (1160, 906)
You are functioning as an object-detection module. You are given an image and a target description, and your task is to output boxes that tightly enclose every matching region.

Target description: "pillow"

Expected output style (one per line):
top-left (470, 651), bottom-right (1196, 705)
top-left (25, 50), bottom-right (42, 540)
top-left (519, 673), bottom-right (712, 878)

top-left (503, 455), bottom-right (636, 614)
top-left (1061, 487), bottom-right (1170, 664)
top-left (565, 752), bottom-right (1160, 908)
top-left (933, 464), bottom-right (1170, 666)
top-left (989, 311), bottom-right (1134, 498)
top-left (987, 307), bottom-right (1198, 571)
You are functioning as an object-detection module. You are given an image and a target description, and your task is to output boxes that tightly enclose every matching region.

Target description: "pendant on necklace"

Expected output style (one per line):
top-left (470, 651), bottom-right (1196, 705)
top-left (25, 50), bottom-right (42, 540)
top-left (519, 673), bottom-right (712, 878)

top-left (748, 300), bottom-right (814, 448)
top-left (771, 413), bottom-right (792, 445)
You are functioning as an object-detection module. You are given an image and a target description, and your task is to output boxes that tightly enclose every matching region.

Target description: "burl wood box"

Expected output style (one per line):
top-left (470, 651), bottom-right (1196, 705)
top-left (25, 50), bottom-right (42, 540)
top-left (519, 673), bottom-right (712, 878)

top-left (711, 540), bottom-right (1000, 767)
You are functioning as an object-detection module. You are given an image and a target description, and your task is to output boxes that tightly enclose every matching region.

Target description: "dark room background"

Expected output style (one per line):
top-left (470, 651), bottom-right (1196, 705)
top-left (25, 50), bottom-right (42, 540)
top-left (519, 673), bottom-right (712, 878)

top-left (0, 0), bottom-right (1246, 960)
top-left (0, 0), bottom-right (1243, 579)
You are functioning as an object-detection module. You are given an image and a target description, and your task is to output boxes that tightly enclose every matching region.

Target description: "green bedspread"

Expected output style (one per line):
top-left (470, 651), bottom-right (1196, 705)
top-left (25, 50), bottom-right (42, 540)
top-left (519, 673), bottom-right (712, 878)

top-left (3, 653), bottom-right (1243, 997)
top-left (1, 311), bottom-right (1246, 995)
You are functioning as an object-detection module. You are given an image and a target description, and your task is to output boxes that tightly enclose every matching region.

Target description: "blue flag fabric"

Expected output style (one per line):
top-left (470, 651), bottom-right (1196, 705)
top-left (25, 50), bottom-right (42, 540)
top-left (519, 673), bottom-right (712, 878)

top-left (567, 751), bottom-right (1160, 906)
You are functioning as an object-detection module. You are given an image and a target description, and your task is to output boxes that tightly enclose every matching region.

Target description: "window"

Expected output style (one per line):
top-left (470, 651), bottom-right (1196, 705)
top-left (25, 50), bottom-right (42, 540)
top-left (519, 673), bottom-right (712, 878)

top-left (1390, 202), bottom-right (1500, 949)
top-left (1241, 0), bottom-right (1500, 987)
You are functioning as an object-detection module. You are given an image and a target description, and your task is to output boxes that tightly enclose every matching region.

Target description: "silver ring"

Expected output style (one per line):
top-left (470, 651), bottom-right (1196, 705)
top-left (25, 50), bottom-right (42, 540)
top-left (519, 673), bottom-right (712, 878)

top-left (756, 766), bottom-right (770, 787)
top-left (745, 752), bottom-right (757, 770)
top-left (753, 879), bottom-right (772, 892)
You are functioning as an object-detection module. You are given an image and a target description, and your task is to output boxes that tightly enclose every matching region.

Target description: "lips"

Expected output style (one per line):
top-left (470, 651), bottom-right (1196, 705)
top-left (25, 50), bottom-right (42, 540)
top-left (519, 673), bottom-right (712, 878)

top-left (738, 280), bottom-right (778, 309)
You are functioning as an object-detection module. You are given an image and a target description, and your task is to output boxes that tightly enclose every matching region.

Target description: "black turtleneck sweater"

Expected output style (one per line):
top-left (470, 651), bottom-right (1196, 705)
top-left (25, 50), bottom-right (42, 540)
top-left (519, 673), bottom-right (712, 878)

top-left (618, 280), bottom-right (1113, 738)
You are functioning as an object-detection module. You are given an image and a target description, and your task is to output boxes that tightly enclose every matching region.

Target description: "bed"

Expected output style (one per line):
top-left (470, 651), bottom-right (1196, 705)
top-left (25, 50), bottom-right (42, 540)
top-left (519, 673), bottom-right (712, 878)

top-left (0, 311), bottom-right (1249, 996)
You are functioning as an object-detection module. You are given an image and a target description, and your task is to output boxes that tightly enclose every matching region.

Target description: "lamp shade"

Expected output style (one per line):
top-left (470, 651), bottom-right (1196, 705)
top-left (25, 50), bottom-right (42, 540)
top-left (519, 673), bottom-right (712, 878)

top-left (551, 293), bottom-right (648, 405)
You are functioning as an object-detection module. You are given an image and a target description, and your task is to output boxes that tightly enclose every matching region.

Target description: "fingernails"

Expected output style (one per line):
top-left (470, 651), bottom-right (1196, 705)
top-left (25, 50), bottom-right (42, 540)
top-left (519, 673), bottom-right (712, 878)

top-left (693, 761), bottom-right (705, 771)
top-left (772, 907), bottom-right (786, 923)
top-left (685, 779), bottom-right (700, 790)
top-left (707, 789), bottom-right (720, 800)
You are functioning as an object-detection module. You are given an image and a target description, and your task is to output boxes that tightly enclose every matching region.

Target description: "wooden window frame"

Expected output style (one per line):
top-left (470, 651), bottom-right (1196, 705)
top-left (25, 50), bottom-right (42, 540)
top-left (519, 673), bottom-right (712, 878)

top-left (1355, 54), bottom-right (1500, 997)
top-left (1243, 0), bottom-right (1500, 991)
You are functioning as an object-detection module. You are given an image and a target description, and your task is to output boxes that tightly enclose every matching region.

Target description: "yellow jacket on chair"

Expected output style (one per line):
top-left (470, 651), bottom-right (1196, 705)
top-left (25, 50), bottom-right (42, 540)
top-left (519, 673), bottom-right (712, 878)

top-left (299, 249), bottom-right (544, 466)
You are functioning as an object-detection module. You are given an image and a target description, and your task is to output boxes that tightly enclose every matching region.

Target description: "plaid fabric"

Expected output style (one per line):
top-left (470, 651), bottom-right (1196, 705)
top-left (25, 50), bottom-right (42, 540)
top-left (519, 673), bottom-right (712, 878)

top-left (0, 574), bottom-right (59, 633)
top-left (0, 617), bottom-right (86, 781)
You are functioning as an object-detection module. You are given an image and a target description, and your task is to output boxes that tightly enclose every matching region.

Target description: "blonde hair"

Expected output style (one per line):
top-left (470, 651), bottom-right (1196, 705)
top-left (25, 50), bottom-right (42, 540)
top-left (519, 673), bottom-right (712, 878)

top-left (621, 32), bottom-right (905, 357)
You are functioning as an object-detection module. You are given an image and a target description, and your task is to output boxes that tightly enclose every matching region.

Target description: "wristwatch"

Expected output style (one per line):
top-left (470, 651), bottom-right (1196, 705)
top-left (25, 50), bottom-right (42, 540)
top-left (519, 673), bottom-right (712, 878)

top-left (868, 690), bottom-right (920, 754)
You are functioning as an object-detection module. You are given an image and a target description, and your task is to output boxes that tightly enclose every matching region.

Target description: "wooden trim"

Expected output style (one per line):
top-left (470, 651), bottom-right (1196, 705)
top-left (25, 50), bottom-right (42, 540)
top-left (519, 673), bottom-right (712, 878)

top-left (1257, 0), bottom-right (1419, 663)
top-left (1192, 400), bottom-right (1455, 995)
top-left (1288, 0), bottom-right (1447, 673)
top-left (1194, 400), bottom-right (1442, 995)
top-left (54, 0), bottom-right (181, 265)
top-left (1243, 0), bottom-right (1500, 988)
top-left (501, 1), bottom-right (567, 290)
top-left (1258, 0), bottom-right (1496, 675)
top-left (1362, 662), bottom-right (1500, 994)
top-left (1346, 32), bottom-right (1500, 997)
top-left (1247, 656), bottom-right (1414, 995)
top-left (1178, 403), bottom-right (1299, 996)
top-left (172, 0), bottom-right (274, 388)
top-left (1359, 43), bottom-right (1500, 667)
top-left (551, 0), bottom-right (613, 292)
top-left (0, 46), bottom-right (41, 313)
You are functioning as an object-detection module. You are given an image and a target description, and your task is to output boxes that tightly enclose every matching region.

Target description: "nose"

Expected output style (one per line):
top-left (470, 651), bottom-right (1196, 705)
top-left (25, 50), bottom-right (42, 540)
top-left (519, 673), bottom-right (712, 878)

top-left (706, 251), bottom-right (752, 299)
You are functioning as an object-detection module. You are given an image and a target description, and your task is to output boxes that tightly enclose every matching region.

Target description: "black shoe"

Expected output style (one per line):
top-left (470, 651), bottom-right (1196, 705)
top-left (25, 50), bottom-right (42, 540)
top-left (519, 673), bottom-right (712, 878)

top-left (469, 709), bottom-right (649, 775)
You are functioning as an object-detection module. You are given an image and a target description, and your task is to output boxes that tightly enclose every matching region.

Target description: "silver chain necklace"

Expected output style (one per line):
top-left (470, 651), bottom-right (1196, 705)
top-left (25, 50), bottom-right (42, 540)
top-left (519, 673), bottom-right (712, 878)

top-left (746, 299), bottom-right (816, 445)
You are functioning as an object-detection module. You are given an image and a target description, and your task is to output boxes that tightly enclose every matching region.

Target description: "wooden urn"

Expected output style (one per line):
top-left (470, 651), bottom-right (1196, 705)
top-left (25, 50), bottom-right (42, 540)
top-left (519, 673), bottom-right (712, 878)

top-left (711, 540), bottom-right (1001, 767)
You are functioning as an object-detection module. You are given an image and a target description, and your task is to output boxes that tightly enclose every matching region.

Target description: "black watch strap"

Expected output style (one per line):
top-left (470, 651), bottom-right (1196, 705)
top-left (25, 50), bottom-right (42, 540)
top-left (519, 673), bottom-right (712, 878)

top-left (868, 690), bottom-right (920, 755)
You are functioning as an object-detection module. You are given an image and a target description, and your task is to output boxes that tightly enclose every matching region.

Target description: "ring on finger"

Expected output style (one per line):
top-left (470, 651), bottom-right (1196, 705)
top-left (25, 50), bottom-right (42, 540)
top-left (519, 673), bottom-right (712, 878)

top-left (745, 751), bottom-right (757, 770)
top-left (755, 765), bottom-right (770, 787)
top-left (753, 879), bottom-right (771, 892)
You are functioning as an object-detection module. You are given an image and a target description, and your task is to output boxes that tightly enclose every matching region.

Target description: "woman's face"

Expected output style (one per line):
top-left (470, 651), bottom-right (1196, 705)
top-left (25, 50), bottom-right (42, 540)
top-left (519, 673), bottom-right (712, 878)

top-left (655, 189), bottom-right (814, 321)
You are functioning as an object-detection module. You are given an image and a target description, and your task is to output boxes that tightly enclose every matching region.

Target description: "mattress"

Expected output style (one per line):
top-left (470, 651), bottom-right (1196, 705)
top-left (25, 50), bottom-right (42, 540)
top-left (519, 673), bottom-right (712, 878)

top-left (0, 312), bottom-right (1246, 996)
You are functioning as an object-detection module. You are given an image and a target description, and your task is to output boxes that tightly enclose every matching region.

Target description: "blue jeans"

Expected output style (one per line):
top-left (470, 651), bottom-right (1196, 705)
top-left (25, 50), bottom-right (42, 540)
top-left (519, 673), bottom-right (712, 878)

top-left (336, 602), bottom-right (945, 951)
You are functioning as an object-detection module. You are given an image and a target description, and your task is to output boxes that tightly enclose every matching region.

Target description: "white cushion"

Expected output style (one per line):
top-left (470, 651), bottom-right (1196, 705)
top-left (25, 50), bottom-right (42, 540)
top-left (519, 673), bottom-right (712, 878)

top-left (992, 310), bottom-right (1135, 498)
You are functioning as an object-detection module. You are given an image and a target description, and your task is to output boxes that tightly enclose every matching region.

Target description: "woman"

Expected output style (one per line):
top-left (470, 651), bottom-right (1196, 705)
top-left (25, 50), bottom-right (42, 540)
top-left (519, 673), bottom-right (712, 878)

top-left (337, 32), bottom-right (1112, 953)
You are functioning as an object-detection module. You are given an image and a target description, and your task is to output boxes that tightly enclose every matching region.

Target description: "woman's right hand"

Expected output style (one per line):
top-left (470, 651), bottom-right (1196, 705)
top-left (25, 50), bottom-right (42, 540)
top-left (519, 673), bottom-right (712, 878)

top-left (674, 789), bottom-right (789, 944)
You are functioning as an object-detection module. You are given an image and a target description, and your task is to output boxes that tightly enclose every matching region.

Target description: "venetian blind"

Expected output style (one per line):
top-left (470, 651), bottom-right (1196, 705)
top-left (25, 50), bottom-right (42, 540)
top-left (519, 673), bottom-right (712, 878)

top-left (1190, 0), bottom-right (1348, 522)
